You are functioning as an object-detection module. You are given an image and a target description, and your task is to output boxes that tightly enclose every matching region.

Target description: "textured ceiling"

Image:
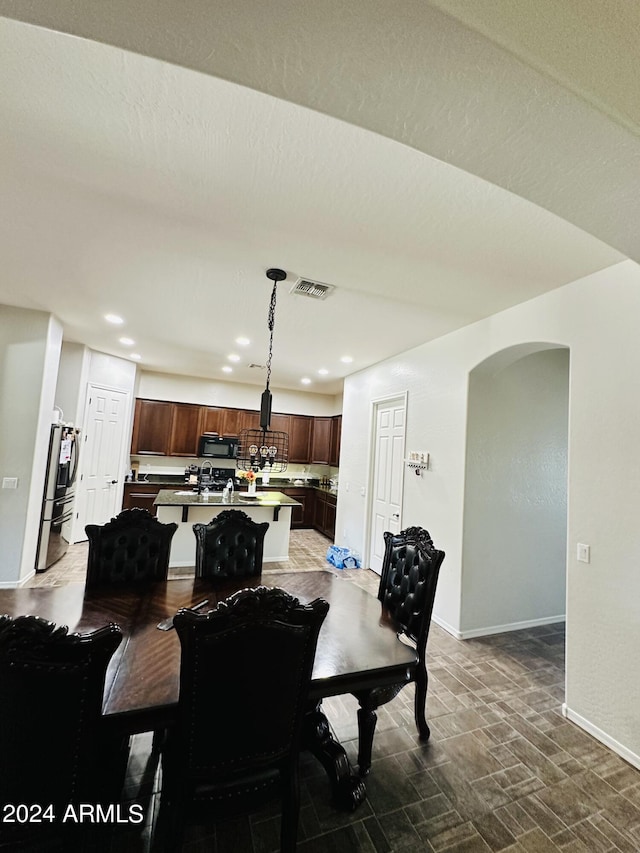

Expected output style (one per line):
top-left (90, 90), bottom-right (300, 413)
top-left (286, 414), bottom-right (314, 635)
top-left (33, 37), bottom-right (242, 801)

top-left (0, 2), bottom-right (634, 394)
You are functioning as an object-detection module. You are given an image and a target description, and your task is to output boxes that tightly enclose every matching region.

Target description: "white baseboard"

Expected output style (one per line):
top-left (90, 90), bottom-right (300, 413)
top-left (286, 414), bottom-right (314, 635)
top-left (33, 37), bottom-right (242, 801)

top-left (432, 613), bottom-right (565, 640)
top-left (0, 572), bottom-right (35, 589)
top-left (562, 704), bottom-right (640, 771)
top-left (458, 614), bottom-right (565, 640)
top-left (431, 614), bottom-right (463, 639)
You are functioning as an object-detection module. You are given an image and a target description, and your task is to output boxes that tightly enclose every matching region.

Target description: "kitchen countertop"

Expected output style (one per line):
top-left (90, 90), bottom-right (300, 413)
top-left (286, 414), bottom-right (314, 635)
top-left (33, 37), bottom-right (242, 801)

top-left (153, 489), bottom-right (301, 508)
top-left (127, 477), bottom-right (337, 496)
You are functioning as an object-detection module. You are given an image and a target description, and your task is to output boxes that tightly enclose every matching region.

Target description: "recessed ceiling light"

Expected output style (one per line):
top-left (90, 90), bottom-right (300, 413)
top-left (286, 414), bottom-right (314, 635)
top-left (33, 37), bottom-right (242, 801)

top-left (105, 313), bottom-right (124, 325)
top-left (235, 337), bottom-right (250, 346)
top-left (227, 354), bottom-right (240, 362)
top-left (340, 355), bottom-right (353, 364)
top-left (301, 377), bottom-right (312, 385)
top-left (130, 353), bottom-right (141, 361)
top-left (119, 337), bottom-right (135, 346)
top-left (222, 366), bottom-right (233, 373)
top-left (318, 368), bottom-right (329, 376)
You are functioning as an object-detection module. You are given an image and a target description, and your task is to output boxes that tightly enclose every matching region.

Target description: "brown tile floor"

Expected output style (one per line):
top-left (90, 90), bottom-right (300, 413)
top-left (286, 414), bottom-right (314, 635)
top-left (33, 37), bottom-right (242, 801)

top-left (32, 535), bottom-right (640, 851)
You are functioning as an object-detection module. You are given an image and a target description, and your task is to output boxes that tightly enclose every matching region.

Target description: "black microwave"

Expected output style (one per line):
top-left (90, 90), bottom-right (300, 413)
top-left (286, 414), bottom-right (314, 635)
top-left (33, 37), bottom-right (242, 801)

top-left (198, 434), bottom-right (238, 459)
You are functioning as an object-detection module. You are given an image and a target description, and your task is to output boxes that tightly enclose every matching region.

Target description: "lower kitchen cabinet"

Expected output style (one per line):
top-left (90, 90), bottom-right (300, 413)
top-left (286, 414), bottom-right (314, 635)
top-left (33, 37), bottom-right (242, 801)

top-left (279, 487), bottom-right (314, 529)
top-left (122, 483), bottom-right (161, 516)
top-left (313, 489), bottom-right (336, 540)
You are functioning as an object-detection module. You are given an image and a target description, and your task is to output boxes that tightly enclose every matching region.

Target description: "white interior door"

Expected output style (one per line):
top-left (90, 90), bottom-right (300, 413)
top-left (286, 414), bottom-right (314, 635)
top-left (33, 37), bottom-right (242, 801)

top-left (368, 396), bottom-right (406, 574)
top-left (75, 386), bottom-right (130, 538)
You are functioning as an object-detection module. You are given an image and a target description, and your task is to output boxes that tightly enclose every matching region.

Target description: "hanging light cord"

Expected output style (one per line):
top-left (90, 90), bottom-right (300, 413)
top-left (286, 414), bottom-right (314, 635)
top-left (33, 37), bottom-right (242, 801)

top-left (265, 280), bottom-right (278, 391)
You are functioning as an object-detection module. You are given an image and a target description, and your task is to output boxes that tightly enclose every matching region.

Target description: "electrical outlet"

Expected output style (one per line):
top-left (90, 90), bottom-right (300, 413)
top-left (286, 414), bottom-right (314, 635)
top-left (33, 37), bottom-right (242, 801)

top-left (577, 543), bottom-right (590, 563)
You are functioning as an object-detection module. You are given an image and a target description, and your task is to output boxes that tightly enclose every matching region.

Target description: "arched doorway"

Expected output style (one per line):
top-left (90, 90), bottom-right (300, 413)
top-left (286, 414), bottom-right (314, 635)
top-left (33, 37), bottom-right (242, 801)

top-left (461, 343), bottom-right (570, 637)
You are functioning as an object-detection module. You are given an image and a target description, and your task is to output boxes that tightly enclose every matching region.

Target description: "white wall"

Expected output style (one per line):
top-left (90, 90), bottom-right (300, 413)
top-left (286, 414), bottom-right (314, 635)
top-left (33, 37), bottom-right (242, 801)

top-left (0, 306), bottom-right (62, 585)
top-left (137, 370), bottom-right (341, 415)
top-left (339, 259), bottom-right (640, 766)
top-left (53, 341), bottom-right (90, 427)
top-left (461, 347), bottom-right (569, 636)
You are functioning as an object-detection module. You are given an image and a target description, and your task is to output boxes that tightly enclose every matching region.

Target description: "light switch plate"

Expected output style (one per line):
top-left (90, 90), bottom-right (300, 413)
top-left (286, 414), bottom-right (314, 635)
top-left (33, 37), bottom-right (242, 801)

top-left (577, 543), bottom-right (590, 563)
top-left (2, 477), bottom-right (18, 489)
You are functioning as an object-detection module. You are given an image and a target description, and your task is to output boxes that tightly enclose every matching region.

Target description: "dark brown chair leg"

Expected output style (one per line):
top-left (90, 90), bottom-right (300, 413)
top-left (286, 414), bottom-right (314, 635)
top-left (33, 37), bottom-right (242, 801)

top-left (356, 704), bottom-right (378, 776)
top-left (414, 663), bottom-right (430, 740)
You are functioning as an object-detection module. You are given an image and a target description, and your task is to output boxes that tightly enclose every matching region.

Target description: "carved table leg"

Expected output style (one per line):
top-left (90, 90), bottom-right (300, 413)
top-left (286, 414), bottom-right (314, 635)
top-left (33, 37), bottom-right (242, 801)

top-left (356, 705), bottom-right (377, 776)
top-left (303, 702), bottom-right (366, 811)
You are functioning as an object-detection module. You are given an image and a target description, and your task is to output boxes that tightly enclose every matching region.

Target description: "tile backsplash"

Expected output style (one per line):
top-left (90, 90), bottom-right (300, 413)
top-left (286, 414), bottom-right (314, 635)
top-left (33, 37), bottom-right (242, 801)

top-left (130, 456), bottom-right (337, 482)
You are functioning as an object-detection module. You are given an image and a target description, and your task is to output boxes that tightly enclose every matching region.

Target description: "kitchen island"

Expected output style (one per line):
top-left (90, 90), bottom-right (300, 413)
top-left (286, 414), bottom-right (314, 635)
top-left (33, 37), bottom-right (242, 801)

top-left (154, 489), bottom-right (301, 567)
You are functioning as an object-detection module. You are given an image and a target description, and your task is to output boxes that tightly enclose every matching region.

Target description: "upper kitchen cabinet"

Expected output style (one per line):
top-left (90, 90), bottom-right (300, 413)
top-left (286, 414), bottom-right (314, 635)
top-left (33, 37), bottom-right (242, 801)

top-left (238, 409), bottom-right (260, 432)
top-left (168, 403), bottom-right (202, 456)
top-left (201, 406), bottom-right (252, 436)
top-left (269, 412), bottom-right (290, 434)
top-left (201, 406), bottom-right (225, 435)
top-left (131, 400), bottom-right (202, 456)
top-left (330, 415), bottom-right (342, 467)
top-left (288, 415), bottom-right (313, 463)
top-left (131, 399), bottom-right (173, 455)
top-left (131, 398), bottom-right (343, 465)
top-left (311, 417), bottom-right (332, 464)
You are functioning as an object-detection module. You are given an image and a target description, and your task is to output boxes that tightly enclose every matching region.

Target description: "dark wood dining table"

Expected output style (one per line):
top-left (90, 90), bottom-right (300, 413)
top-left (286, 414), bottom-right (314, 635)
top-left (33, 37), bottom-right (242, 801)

top-left (0, 570), bottom-right (417, 810)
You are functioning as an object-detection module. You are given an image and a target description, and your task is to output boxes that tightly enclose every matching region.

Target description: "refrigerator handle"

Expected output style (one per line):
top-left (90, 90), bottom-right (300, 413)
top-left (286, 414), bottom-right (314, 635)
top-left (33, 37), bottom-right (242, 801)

top-left (68, 432), bottom-right (80, 488)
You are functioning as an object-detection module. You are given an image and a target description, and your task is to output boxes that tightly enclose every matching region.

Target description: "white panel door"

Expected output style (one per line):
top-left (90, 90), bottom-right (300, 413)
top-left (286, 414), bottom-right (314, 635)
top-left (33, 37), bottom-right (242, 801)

top-left (75, 386), bottom-right (129, 535)
top-left (368, 397), bottom-right (406, 574)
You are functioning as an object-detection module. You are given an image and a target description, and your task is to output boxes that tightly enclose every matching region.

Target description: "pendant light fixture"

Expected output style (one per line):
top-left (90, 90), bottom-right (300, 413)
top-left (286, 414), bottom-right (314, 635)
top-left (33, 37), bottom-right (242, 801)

top-left (236, 268), bottom-right (289, 476)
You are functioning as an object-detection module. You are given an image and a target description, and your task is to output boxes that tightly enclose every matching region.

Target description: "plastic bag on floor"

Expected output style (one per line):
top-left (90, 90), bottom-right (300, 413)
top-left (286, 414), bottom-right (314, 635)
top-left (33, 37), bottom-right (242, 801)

top-left (326, 545), bottom-right (361, 569)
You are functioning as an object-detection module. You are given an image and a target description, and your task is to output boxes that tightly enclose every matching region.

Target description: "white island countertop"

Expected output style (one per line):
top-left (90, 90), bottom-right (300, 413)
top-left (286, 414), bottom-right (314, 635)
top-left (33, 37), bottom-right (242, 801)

top-left (153, 490), bottom-right (301, 567)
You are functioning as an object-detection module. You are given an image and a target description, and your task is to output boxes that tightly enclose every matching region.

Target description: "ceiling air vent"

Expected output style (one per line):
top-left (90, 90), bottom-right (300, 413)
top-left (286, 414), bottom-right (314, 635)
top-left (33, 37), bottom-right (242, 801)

top-left (290, 277), bottom-right (335, 300)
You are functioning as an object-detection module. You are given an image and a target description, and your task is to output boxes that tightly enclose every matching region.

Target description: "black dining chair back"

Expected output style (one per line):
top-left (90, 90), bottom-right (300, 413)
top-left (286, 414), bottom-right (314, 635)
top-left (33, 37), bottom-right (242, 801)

top-left (0, 614), bottom-right (126, 851)
top-left (85, 507), bottom-right (178, 586)
top-left (353, 526), bottom-right (445, 775)
top-left (192, 509), bottom-right (269, 580)
top-left (159, 586), bottom-right (329, 853)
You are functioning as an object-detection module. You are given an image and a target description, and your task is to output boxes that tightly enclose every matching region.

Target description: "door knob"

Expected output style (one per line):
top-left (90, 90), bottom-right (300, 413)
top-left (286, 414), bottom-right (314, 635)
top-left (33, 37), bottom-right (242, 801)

top-left (392, 512), bottom-right (400, 518)
top-left (111, 480), bottom-right (118, 484)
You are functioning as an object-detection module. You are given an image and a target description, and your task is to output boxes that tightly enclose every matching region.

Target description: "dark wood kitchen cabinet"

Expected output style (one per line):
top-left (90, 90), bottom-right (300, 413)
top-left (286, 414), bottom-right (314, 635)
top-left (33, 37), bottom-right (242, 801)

top-left (314, 489), bottom-right (336, 539)
top-left (269, 412), bottom-right (290, 433)
top-left (200, 406), bottom-right (225, 435)
top-left (131, 398), bottom-right (344, 466)
top-left (217, 407), bottom-right (256, 436)
top-left (201, 406), bottom-right (253, 437)
top-left (168, 403), bottom-right (202, 456)
top-left (219, 407), bottom-right (243, 436)
top-left (131, 400), bottom-right (201, 456)
top-left (288, 416), bottom-right (313, 463)
top-left (122, 483), bottom-right (161, 516)
top-left (330, 415), bottom-right (342, 467)
top-left (238, 409), bottom-right (260, 432)
top-left (311, 417), bottom-right (332, 464)
top-left (131, 400), bottom-right (173, 455)
top-left (280, 487), bottom-right (314, 529)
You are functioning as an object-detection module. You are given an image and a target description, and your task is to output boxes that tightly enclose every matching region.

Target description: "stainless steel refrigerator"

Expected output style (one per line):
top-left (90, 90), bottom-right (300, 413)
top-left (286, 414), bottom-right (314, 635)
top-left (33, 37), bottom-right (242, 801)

top-left (35, 424), bottom-right (80, 572)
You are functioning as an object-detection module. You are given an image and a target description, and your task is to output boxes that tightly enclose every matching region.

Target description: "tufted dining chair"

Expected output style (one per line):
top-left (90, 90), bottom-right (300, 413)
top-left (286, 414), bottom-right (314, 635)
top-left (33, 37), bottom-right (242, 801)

top-left (85, 508), bottom-right (178, 587)
top-left (192, 509), bottom-right (269, 580)
top-left (0, 614), bottom-right (126, 852)
top-left (158, 586), bottom-right (329, 852)
top-left (352, 526), bottom-right (445, 775)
